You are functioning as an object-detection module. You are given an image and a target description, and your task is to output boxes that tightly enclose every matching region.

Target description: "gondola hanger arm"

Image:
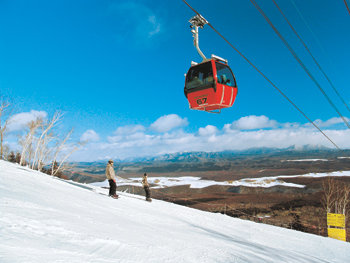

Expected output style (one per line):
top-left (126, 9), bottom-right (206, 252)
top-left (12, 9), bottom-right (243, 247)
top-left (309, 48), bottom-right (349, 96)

top-left (189, 14), bottom-right (208, 61)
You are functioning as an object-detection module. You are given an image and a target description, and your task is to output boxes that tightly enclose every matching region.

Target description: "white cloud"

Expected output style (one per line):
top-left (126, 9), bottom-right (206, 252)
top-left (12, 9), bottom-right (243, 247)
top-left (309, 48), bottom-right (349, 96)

top-left (80, 130), bottom-right (100, 142)
top-left (107, 125), bottom-right (146, 143)
top-left (313, 117), bottom-right (350, 128)
top-left (7, 110), bottom-right (47, 132)
top-left (147, 15), bottom-right (161, 37)
top-left (69, 116), bottom-right (350, 161)
top-left (110, 1), bottom-right (162, 44)
top-left (282, 122), bottom-right (301, 129)
top-left (198, 125), bottom-right (218, 136)
top-left (114, 125), bottom-right (145, 135)
top-left (107, 135), bottom-right (123, 143)
top-left (229, 115), bottom-right (278, 130)
top-left (150, 114), bottom-right (188, 133)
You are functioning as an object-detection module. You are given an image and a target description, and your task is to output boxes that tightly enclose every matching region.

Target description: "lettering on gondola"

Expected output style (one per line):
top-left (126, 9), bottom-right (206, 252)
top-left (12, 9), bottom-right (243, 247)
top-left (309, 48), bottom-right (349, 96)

top-left (194, 94), bottom-right (208, 105)
top-left (196, 97), bottom-right (207, 105)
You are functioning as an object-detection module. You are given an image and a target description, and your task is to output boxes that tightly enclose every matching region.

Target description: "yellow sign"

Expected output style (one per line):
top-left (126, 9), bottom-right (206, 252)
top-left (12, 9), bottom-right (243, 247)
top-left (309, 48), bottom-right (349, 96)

top-left (327, 213), bottom-right (345, 228)
top-left (328, 228), bottom-right (346, 241)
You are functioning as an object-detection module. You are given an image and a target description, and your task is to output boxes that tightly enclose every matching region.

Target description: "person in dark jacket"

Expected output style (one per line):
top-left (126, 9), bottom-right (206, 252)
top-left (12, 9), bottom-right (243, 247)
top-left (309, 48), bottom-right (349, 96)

top-left (142, 173), bottom-right (152, 202)
top-left (106, 160), bottom-right (118, 198)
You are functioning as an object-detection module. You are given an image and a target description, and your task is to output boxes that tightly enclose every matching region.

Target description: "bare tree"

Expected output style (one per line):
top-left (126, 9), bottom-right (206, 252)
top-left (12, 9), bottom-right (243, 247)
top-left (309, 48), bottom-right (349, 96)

top-left (15, 152), bottom-right (21, 164)
top-left (337, 184), bottom-right (350, 218)
top-left (51, 129), bottom-right (83, 176)
top-left (31, 111), bottom-right (63, 170)
top-left (322, 178), bottom-right (337, 213)
top-left (322, 177), bottom-right (350, 220)
top-left (19, 119), bottom-right (43, 166)
top-left (2, 144), bottom-right (10, 160)
top-left (36, 131), bottom-right (55, 171)
top-left (11, 109), bottom-right (82, 179)
top-left (0, 99), bottom-right (12, 159)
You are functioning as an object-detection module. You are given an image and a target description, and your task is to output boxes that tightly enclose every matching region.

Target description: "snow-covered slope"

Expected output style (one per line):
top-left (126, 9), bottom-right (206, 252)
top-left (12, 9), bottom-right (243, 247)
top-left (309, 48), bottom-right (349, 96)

top-left (1, 161), bottom-right (349, 263)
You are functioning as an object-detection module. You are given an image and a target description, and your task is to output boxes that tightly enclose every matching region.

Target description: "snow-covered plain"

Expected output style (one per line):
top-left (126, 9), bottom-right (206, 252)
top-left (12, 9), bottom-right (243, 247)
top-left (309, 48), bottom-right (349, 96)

top-left (92, 176), bottom-right (305, 189)
top-left (92, 170), bottom-right (350, 189)
top-left (282, 159), bottom-right (329, 162)
top-left (1, 160), bottom-right (349, 263)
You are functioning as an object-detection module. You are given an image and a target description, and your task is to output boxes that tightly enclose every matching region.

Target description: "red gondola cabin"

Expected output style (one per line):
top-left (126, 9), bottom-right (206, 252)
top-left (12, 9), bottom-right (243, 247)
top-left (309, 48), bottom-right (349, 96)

top-left (184, 55), bottom-right (238, 113)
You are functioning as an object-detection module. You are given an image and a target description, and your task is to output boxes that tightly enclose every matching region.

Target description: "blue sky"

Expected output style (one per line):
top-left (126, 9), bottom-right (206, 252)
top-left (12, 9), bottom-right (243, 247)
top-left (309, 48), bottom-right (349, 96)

top-left (1, 0), bottom-right (349, 161)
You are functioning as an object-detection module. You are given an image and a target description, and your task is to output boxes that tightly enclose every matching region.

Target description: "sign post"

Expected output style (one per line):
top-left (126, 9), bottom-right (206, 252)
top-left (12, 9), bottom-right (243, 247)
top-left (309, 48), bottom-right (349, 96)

top-left (327, 213), bottom-right (346, 242)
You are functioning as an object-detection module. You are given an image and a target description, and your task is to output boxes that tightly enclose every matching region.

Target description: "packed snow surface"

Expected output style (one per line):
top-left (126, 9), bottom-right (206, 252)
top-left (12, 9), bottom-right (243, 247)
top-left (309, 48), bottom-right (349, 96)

top-left (1, 160), bottom-right (350, 263)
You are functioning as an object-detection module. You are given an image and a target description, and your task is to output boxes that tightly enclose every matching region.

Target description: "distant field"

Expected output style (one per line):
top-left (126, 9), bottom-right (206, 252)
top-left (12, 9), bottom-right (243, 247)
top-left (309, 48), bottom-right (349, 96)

top-left (67, 149), bottom-right (350, 183)
top-left (66, 149), bottom-right (350, 240)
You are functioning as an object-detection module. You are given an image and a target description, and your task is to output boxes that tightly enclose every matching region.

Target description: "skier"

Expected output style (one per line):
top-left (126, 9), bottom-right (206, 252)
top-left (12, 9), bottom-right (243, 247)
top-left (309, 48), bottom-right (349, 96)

top-left (106, 160), bottom-right (118, 199)
top-left (142, 173), bottom-right (152, 202)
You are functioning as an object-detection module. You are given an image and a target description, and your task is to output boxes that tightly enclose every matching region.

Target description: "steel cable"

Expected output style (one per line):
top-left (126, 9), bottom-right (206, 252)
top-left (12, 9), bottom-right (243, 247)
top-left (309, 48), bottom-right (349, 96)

top-left (181, 0), bottom-right (340, 150)
top-left (345, 0), bottom-right (350, 15)
top-left (272, 0), bottom-right (350, 114)
top-left (250, 0), bottom-right (350, 130)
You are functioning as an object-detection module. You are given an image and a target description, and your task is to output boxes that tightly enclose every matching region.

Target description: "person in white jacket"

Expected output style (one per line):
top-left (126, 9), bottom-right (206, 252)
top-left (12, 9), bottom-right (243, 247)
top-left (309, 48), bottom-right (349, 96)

top-left (142, 173), bottom-right (151, 201)
top-left (106, 160), bottom-right (118, 198)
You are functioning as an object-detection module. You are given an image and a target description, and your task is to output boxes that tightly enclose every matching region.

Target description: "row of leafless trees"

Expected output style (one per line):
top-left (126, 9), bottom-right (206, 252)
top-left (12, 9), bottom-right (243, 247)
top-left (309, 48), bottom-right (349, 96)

top-left (0, 98), bottom-right (82, 177)
top-left (322, 177), bottom-right (350, 217)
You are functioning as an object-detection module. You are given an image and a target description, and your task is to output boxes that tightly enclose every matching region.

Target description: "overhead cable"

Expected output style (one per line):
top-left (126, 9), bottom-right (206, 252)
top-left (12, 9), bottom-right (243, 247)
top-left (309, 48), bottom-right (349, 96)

top-left (250, 0), bottom-right (350, 130)
top-left (181, 0), bottom-right (340, 150)
top-left (272, 0), bottom-right (350, 114)
top-left (345, 0), bottom-right (350, 15)
top-left (289, 0), bottom-right (330, 63)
